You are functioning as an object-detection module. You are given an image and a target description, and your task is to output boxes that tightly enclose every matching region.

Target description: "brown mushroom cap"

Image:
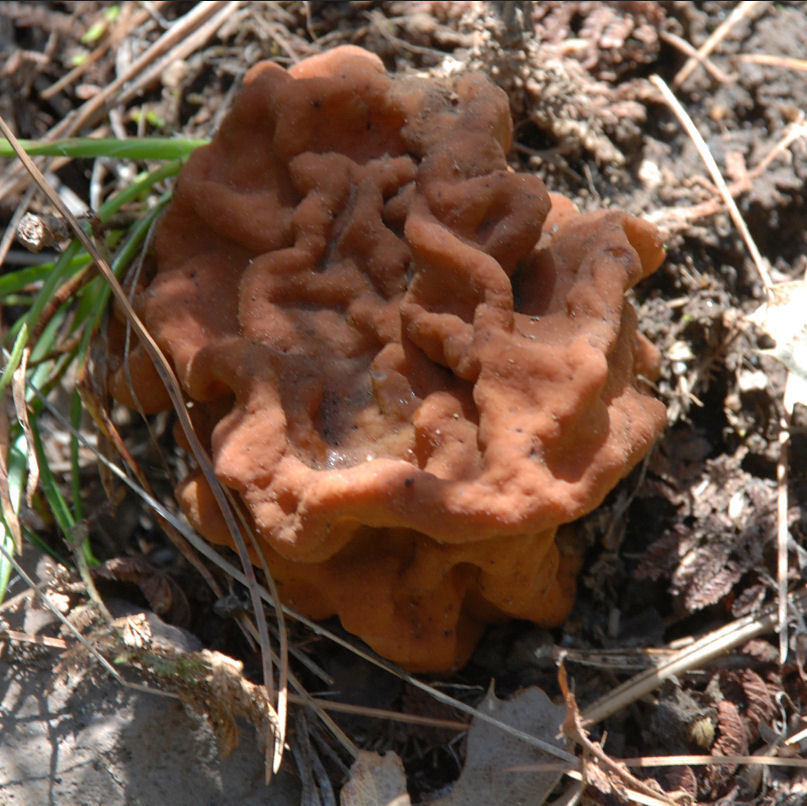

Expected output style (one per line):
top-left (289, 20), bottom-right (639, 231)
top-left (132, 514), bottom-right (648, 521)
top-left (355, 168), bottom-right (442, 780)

top-left (110, 46), bottom-right (666, 672)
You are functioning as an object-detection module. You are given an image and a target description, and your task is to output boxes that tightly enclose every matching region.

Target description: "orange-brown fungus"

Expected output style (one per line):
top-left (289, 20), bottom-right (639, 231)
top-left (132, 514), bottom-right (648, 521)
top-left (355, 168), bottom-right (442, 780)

top-left (110, 46), bottom-right (667, 672)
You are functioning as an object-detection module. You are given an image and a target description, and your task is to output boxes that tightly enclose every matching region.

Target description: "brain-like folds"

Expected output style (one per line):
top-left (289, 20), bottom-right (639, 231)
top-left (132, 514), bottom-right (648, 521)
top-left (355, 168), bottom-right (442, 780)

top-left (111, 46), bottom-right (667, 671)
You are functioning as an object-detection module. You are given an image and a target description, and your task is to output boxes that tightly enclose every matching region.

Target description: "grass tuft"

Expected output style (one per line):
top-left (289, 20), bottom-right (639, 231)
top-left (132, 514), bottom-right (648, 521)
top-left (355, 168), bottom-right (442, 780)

top-left (0, 135), bottom-right (205, 601)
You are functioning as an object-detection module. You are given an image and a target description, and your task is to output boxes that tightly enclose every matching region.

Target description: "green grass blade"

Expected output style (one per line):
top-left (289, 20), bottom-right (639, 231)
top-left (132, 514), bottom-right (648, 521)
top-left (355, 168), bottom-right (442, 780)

top-left (0, 141), bottom-right (184, 583)
top-left (0, 137), bottom-right (207, 161)
top-left (0, 260), bottom-right (78, 297)
top-left (30, 416), bottom-right (76, 535)
top-left (5, 161), bottom-right (181, 364)
top-left (0, 323), bottom-right (29, 393)
top-left (69, 389), bottom-right (84, 524)
top-left (96, 161), bottom-right (183, 220)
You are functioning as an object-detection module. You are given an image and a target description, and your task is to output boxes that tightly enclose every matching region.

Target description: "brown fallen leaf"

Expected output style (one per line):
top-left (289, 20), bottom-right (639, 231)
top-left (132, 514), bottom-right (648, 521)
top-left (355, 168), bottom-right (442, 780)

top-left (340, 750), bottom-right (411, 806)
top-left (703, 699), bottom-right (748, 798)
top-left (93, 556), bottom-right (190, 626)
top-left (433, 686), bottom-right (567, 806)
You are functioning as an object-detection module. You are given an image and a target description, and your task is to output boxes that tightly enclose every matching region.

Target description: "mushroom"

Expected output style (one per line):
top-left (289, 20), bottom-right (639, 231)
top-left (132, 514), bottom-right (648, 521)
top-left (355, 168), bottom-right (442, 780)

top-left (110, 46), bottom-right (666, 672)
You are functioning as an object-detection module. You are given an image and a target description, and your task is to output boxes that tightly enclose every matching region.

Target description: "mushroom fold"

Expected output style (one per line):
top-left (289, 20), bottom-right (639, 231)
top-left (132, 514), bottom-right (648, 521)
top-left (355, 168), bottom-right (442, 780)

top-left (110, 46), bottom-right (667, 672)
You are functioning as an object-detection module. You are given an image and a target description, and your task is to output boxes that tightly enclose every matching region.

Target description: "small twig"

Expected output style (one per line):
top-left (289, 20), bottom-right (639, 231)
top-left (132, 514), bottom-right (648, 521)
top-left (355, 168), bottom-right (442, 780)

top-left (650, 74), bottom-right (773, 291)
top-left (0, 627), bottom-right (68, 649)
top-left (660, 31), bottom-right (731, 84)
top-left (54, 1), bottom-right (231, 138)
top-left (751, 113), bottom-right (807, 177)
top-left (114, 3), bottom-right (242, 114)
top-left (621, 754), bottom-right (807, 769)
top-left (235, 614), bottom-right (358, 760)
top-left (582, 585), bottom-right (807, 726)
top-left (16, 211), bottom-right (74, 252)
top-left (561, 770), bottom-right (676, 806)
top-left (240, 514), bottom-right (288, 778)
top-left (738, 53), bottom-right (807, 72)
top-left (0, 2), bottom-right (232, 200)
top-left (646, 114), bottom-right (807, 233)
top-left (366, 9), bottom-right (445, 57)
top-left (516, 752), bottom-right (807, 775)
top-left (303, 1), bottom-right (318, 41)
top-left (559, 664), bottom-right (688, 806)
top-left (297, 696), bottom-right (469, 732)
top-left (555, 644), bottom-right (678, 672)
top-left (777, 415), bottom-right (790, 664)
top-left (672, 0), bottom-right (761, 87)
top-left (40, 3), bottom-right (166, 100)
top-left (785, 723), bottom-right (807, 746)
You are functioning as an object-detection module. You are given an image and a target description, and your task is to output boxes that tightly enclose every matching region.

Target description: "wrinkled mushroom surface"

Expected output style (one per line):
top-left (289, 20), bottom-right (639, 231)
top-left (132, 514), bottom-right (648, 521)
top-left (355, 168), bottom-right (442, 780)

top-left (110, 46), bottom-right (666, 672)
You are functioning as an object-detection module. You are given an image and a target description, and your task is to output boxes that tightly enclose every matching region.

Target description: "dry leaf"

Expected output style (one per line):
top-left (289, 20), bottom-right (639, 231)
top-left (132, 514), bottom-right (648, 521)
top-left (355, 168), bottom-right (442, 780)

top-left (433, 686), bottom-right (567, 806)
top-left (0, 405), bottom-right (22, 553)
top-left (703, 699), bottom-right (748, 797)
top-left (748, 280), bottom-right (807, 411)
top-left (94, 556), bottom-right (191, 625)
top-left (740, 668), bottom-right (776, 737)
top-left (340, 751), bottom-right (411, 806)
